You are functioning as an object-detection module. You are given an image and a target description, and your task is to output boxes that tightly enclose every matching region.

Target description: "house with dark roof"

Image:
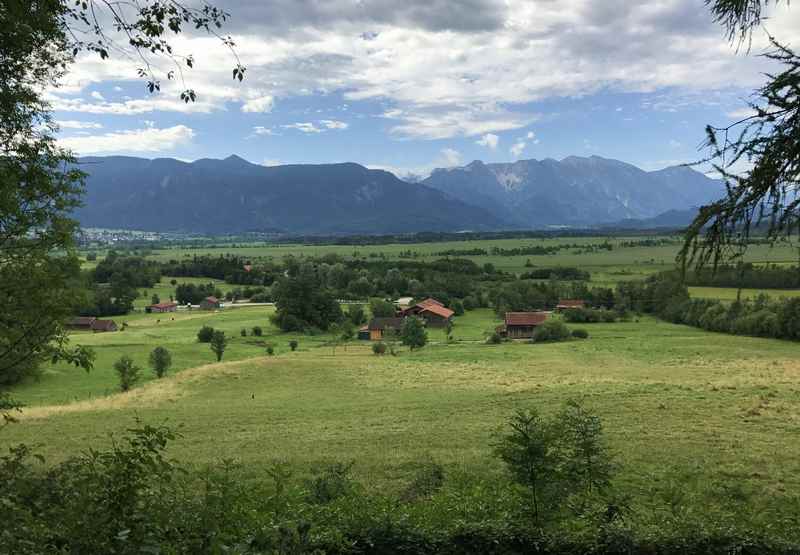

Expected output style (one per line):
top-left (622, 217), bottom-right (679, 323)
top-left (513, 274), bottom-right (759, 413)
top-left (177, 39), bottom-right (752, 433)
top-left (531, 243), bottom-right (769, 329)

top-left (502, 312), bottom-right (548, 339)
top-left (367, 317), bottom-right (405, 341)
top-left (67, 316), bottom-right (97, 331)
top-left (199, 296), bottom-right (221, 310)
top-left (91, 319), bottom-right (118, 333)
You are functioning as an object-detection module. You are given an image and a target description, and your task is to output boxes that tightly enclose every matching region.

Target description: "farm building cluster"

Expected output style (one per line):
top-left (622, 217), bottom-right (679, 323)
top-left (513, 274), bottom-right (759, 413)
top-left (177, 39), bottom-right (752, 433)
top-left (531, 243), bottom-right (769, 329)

top-left (359, 297), bottom-right (455, 341)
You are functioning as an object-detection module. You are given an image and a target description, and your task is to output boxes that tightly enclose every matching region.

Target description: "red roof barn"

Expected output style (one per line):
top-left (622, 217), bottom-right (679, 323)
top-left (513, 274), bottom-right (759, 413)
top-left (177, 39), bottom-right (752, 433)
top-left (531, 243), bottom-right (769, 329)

top-left (503, 312), bottom-right (548, 339)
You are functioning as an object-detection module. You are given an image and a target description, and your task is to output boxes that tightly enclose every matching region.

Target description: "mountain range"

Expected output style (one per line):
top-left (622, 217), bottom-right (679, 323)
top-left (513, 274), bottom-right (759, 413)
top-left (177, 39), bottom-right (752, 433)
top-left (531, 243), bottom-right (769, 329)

top-left (73, 154), bottom-right (723, 235)
top-left (421, 156), bottom-right (723, 227)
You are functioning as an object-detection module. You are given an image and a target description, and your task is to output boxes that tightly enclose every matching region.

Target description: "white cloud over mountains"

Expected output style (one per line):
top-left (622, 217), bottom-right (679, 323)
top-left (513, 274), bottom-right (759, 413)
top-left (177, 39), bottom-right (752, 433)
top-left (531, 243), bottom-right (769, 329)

top-left (59, 125), bottom-right (195, 155)
top-left (49, 0), bottom-right (799, 143)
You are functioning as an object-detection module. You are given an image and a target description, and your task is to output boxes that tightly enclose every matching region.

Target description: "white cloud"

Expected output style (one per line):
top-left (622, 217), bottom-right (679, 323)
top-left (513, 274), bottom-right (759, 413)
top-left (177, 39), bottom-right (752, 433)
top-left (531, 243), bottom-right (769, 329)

top-left (241, 95), bottom-right (275, 113)
top-left (113, 86), bottom-right (123, 92)
top-left (262, 158), bottom-right (281, 166)
top-left (282, 122), bottom-right (322, 133)
top-left (437, 148), bottom-right (462, 167)
top-left (48, 0), bottom-right (799, 140)
top-left (56, 120), bottom-right (103, 130)
top-left (669, 139), bottom-right (682, 148)
top-left (320, 119), bottom-right (348, 129)
top-left (476, 133), bottom-right (499, 149)
top-left (90, 91), bottom-right (105, 101)
top-left (510, 140), bottom-right (526, 157)
top-left (526, 131), bottom-right (535, 139)
top-left (58, 125), bottom-right (195, 155)
top-left (252, 126), bottom-right (275, 135)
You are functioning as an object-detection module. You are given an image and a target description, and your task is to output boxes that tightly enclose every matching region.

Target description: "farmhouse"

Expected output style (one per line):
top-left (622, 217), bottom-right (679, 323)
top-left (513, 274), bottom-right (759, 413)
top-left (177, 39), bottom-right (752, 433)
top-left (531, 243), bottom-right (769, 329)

top-left (90, 319), bottom-right (118, 333)
top-left (367, 317), bottom-right (405, 341)
top-left (556, 299), bottom-right (585, 311)
top-left (199, 296), bottom-right (221, 310)
top-left (502, 312), bottom-right (548, 339)
top-left (418, 303), bottom-right (454, 327)
top-left (67, 316), bottom-right (97, 330)
top-left (148, 301), bottom-right (178, 313)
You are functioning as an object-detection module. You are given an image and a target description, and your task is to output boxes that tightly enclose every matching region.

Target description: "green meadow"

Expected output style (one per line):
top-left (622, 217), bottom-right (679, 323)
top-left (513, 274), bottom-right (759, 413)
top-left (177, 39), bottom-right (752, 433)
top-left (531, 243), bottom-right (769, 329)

top-left (4, 307), bottom-right (800, 514)
top-left (3, 234), bottom-right (799, 533)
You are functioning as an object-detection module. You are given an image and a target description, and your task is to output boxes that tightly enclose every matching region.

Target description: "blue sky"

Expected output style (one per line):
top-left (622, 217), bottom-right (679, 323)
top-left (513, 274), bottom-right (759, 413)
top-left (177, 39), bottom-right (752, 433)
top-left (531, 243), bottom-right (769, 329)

top-left (51, 0), bottom-right (799, 178)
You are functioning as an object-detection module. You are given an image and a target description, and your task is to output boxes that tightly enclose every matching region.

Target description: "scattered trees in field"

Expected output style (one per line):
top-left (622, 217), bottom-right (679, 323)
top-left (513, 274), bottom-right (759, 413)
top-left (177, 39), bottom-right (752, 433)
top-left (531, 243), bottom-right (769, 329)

top-left (401, 317), bottom-right (427, 350)
top-left (210, 331), bottom-right (228, 362)
top-left (113, 356), bottom-right (140, 391)
top-left (197, 326), bottom-right (215, 343)
top-left (148, 347), bottom-right (172, 378)
top-left (176, 283), bottom-right (222, 305)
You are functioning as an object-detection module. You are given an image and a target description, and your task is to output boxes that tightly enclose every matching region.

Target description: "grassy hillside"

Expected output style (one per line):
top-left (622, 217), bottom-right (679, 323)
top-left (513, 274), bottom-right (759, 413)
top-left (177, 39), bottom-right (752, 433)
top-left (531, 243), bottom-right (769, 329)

top-left (4, 309), bottom-right (799, 517)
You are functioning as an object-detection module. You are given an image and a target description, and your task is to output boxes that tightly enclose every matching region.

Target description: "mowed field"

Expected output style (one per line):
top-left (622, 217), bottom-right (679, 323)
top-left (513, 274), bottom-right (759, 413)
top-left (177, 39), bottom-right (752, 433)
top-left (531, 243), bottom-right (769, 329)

top-left (4, 305), bottom-right (800, 513)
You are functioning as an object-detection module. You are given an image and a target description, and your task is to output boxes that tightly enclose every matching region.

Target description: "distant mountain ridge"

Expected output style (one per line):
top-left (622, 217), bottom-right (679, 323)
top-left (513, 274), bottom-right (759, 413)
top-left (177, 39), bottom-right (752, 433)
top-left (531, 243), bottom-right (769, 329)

top-left (74, 155), bottom-right (504, 234)
top-left (422, 155), bottom-right (724, 228)
top-left (72, 154), bottom-right (723, 235)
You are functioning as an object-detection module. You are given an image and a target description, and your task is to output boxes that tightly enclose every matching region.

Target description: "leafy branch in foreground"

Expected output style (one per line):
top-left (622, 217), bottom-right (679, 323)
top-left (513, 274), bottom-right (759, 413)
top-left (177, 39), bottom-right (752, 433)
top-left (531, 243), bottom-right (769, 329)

top-left (681, 37), bottom-right (800, 270)
top-left (58, 0), bottom-right (246, 101)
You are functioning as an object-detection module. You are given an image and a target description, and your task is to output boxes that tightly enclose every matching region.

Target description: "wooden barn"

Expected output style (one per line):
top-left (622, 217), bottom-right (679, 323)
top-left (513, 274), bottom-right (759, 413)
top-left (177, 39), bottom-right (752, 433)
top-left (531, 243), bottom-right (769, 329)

top-left (367, 317), bottom-right (405, 341)
top-left (403, 297), bottom-right (445, 316)
top-left (417, 303), bottom-right (454, 327)
top-left (91, 319), bottom-right (118, 333)
top-left (199, 296), bottom-right (221, 310)
top-left (503, 312), bottom-right (548, 339)
top-left (67, 316), bottom-right (97, 331)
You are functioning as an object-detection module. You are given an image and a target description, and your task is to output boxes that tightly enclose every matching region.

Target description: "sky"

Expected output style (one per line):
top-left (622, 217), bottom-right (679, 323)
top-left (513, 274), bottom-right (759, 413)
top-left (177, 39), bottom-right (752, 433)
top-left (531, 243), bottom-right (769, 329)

top-left (50, 0), bottom-right (799, 178)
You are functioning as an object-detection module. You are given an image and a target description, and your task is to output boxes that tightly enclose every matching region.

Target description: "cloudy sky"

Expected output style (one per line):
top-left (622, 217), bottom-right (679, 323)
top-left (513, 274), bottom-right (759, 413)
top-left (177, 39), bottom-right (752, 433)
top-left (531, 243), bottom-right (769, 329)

top-left (51, 0), bottom-right (799, 176)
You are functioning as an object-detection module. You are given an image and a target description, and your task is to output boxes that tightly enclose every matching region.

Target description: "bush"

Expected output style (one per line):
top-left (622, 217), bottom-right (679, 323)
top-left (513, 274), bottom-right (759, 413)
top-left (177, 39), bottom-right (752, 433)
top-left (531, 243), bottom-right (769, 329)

top-left (266, 345), bottom-right (275, 356)
top-left (372, 342), bottom-right (387, 355)
top-left (210, 331), bottom-right (227, 362)
top-left (306, 462), bottom-right (354, 504)
top-left (113, 355), bottom-right (140, 391)
top-left (452, 300), bottom-right (465, 316)
top-left (251, 326), bottom-right (263, 337)
top-left (240, 328), bottom-right (247, 337)
top-left (571, 328), bottom-right (589, 339)
top-left (401, 459), bottom-right (445, 501)
top-left (289, 339), bottom-right (298, 351)
top-left (197, 325), bottom-right (214, 343)
top-left (486, 332), bottom-right (502, 344)
top-left (532, 320), bottom-right (571, 343)
top-left (148, 346), bottom-right (172, 378)
top-left (401, 317), bottom-right (427, 350)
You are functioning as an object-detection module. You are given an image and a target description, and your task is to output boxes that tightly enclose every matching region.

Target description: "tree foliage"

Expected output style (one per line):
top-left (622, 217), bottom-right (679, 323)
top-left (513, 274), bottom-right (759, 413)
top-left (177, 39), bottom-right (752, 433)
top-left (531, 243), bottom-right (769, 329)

top-left (114, 355), bottom-right (140, 391)
top-left (401, 317), bottom-right (427, 350)
top-left (210, 331), bottom-right (227, 362)
top-left (683, 1), bottom-right (798, 268)
top-left (148, 346), bottom-right (172, 378)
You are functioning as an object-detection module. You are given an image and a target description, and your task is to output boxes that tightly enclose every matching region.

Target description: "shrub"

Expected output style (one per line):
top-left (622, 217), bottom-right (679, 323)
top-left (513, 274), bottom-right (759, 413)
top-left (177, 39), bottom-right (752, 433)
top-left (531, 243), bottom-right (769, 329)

top-left (148, 346), bottom-right (172, 378)
top-left (289, 339), bottom-right (298, 351)
top-left (372, 342), bottom-right (387, 355)
top-left (486, 332), bottom-right (502, 344)
top-left (452, 300), bottom-right (465, 316)
top-left (113, 355), bottom-right (140, 391)
top-left (240, 328), bottom-right (247, 337)
top-left (266, 345), bottom-right (275, 356)
top-left (402, 459), bottom-right (445, 501)
top-left (571, 328), bottom-right (589, 339)
top-left (401, 317), bottom-right (427, 350)
top-left (306, 462), bottom-right (354, 504)
top-left (210, 331), bottom-right (227, 362)
top-left (197, 325), bottom-right (214, 343)
top-left (251, 326), bottom-right (263, 337)
top-left (532, 320), bottom-right (571, 343)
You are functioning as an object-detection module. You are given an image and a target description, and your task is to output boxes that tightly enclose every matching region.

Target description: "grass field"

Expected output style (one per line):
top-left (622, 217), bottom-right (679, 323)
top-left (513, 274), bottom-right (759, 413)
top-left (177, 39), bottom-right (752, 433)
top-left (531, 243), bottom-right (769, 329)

top-left (4, 307), bottom-right (800, 516)
top-left (87, 235), bottom-right (800, 282)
